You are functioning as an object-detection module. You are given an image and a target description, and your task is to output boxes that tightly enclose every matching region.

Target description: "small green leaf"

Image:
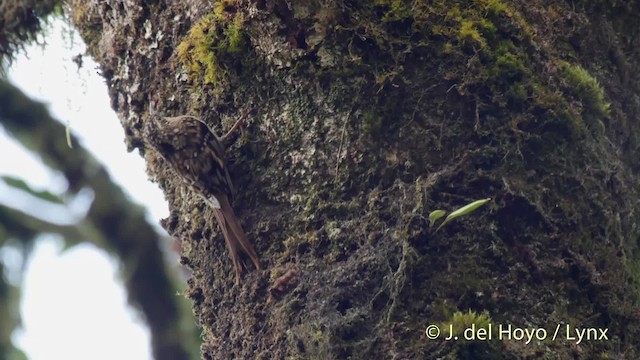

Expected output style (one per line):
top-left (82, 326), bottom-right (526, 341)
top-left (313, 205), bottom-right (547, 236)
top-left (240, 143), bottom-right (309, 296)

top-left (1, 176), bottom-right (65, 204)
top-left (429, 210), bottom-right (446, 228)
top-left (436, 198), bottom-right (491, 232)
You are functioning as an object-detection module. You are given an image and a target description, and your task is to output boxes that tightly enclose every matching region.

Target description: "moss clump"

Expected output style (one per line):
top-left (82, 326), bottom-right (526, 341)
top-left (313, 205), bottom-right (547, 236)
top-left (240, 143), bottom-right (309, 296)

top-left (477, 0), bottom-right (508, 15)
top-left (559, 60), bottom-right (610, 117)
top-left (490, 42), bottom-right (527, 80)
top-left (440, 310), bottom-right (493, 339)
top-left (176, 5), bottom-right (247, 85)
top-left (458, 19), bottom-right (486, 46)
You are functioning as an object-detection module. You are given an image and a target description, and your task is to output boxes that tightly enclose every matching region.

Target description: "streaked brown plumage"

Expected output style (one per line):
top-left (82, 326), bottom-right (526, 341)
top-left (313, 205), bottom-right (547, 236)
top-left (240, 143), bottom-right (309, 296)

top-left (143, 113), bottom-right (260, 284)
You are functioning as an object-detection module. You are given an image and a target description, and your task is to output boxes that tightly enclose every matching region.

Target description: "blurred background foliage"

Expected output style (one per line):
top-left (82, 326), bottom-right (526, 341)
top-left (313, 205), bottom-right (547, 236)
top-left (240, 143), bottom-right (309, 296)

top-left (0, 1), bottom-right (199, 360)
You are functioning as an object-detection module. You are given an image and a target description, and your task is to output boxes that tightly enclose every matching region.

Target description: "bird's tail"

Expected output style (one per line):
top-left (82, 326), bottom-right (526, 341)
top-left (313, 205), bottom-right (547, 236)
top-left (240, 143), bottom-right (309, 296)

top-left (214, 195), bottom-right (261, 284)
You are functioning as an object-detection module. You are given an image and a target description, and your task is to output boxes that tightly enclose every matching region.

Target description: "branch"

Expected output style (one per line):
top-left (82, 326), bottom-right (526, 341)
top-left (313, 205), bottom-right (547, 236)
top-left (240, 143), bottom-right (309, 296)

top-left (0, 203), bottom-right (90, 245)
top-left (0, 79), bottom-right (196, 360)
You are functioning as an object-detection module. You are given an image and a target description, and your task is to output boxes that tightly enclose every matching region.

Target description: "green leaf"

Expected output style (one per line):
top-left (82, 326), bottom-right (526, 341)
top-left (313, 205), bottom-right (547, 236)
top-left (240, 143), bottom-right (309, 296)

top-left (436, 198), bottom-right (491, 232)
top-left (428, 210), bottom-right (446, 228)
top-left (1, 176), bottom-right (64, 204)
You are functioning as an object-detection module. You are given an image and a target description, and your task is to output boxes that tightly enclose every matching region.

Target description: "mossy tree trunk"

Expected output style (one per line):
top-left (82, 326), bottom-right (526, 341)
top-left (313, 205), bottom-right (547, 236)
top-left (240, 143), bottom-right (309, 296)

top-left (70, 0), bottom-right (640, 358)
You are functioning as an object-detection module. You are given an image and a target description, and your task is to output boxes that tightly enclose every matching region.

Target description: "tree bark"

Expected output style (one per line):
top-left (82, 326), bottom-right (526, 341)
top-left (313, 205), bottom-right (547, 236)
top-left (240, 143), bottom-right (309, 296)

top-left (70, 0), bottom-right (640, 358)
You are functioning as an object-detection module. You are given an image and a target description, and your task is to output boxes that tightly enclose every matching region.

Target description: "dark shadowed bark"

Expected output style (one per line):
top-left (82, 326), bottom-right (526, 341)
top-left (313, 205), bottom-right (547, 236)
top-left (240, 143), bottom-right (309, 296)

top-left (69, 0), bottom-right (640, 358)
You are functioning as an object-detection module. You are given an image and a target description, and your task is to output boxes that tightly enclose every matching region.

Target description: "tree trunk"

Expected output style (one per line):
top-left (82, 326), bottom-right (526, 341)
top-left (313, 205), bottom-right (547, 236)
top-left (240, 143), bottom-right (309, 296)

top-left (70, 0), bottom-right (640, 358)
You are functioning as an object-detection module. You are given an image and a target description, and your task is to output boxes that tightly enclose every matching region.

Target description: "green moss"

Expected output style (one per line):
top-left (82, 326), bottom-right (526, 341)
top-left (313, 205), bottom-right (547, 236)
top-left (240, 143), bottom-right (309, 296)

top-left (530, 83), bottom-right (576, 124)
top-left (224, 14), bottom-right (246, 53)
top-left (491, 42), bottom-right (526, 80)
top-left (558, 60), bottom-right (611, 117)
top-left (332, 0), bottom-right (587, 146)
top-left (176, 5), bottom-right (247, 86)
top-left (279, 230), bottom-right (317, 261)
top-left (374, 0), bottom-right (413, 22)
top-left (443, 42), bottom-right (453, 54)
top-left (440, 310), bottom-right (493, 339)
top-left (506, 82), bottom-right (528, 101)
top-left (459, 20), bottom-right (486, 46)
top-left (477, 0), bottom-right (508, 15)
top-left (69, 2), bottom-right (103, 60)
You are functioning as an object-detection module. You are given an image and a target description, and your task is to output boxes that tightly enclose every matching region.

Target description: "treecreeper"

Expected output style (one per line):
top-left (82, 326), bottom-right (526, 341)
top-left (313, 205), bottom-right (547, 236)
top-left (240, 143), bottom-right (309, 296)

top-left (143, 110), bottom-right (261, 284)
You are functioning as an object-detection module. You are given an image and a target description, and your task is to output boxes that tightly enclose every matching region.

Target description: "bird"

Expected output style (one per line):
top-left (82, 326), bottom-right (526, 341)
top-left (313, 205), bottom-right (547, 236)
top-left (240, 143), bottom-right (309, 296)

top-left (143, 111), bottom-right (261, 284)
